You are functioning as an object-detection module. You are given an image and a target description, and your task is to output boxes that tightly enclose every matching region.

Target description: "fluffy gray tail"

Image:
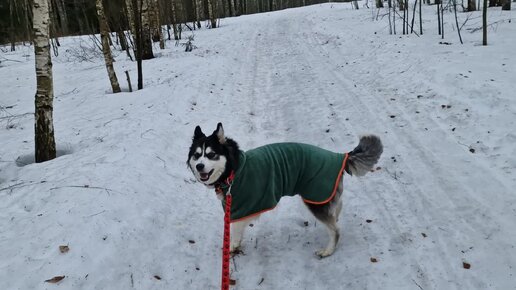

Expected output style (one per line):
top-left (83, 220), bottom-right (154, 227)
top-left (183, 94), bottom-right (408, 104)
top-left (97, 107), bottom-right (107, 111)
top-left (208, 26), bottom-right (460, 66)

top-left (345, 135), bottom-right (383, 176)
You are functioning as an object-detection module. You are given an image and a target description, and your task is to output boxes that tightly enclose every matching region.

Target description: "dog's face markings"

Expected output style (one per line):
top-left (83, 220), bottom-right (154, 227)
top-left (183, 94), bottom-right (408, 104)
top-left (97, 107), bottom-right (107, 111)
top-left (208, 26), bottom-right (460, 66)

top-left (188, 124), bottom-right (228, 186)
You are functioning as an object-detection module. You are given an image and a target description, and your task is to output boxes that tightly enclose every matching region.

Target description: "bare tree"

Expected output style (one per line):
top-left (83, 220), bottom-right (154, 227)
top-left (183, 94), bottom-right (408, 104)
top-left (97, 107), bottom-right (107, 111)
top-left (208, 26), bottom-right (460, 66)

top-left (96, 0), bottom-right (121, 93)
top-left (468, 0), bottom-right (477, 10)
top-left (230, 0), bottom-right (237, 15)
top-left (483, 0), bottom-right (487, 45)
top-left (452, 0), bottom-right (463, 44)
top-left (411, 0), bottom-right (417, 33)
top-left (131, 0), bottom-right (144, 89)
top-left (9, 0), bottom-right (17, 51)
top-left (419, 0), bottom-right (423, 35)
top-left (437, 0), bottom-right (442, 35)
top-left (169, 0), bottom-right (179, 39)
top-left (33, 0), bottom-right (57, 162)
top-left (208, 0), bottom-right (218, 28)
top-left (52, 0), bottom-right (68, 35)
top-left (141, 0), bottom-right (154, 59)
top-left (149, 0), bottom-right (164, 49)
top-left (194, 0), bottom-right (203, 28)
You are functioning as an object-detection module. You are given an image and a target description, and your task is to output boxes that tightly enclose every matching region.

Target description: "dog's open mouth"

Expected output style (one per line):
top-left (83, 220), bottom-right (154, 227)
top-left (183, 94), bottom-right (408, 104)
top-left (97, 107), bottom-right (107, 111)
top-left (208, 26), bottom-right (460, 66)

top-left (199, 169), bottom-right (214, 182)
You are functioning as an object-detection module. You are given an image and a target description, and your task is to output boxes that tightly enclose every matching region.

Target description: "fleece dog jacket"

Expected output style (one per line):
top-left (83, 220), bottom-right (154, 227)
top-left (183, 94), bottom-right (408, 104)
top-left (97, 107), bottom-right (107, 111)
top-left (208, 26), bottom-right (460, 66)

top-left (220, 143), bottom-right (348, 222)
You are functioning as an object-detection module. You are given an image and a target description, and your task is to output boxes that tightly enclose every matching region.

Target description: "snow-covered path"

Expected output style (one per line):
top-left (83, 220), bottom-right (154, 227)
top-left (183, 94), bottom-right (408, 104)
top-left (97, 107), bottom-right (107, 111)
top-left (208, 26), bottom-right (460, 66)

top-left (211, 8), bottom-right (516, 290)
top-left (1, 4), bottom-right (515, 290)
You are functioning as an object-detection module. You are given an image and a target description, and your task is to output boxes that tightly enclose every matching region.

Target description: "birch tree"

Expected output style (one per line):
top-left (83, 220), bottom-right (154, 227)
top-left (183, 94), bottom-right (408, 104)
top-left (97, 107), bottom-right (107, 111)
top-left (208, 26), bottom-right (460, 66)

top-left (33, 0), bottom-right (56, 162)
top-left (208, 0), bottom-right (218, 28)
top-left (141, 0), bottom-right (154, 59)
top-left (96, 0), bottom-right (121, 93)
top-left (194, 0), bottom-right (203, 27)
top-left (149, 0), bottom-right (164, 49)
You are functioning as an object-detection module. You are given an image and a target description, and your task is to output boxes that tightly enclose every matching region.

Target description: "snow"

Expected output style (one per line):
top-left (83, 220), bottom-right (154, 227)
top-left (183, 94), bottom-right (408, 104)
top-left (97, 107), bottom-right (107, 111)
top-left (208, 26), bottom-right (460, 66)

top-left (1, 3), bottom-right (515, 289)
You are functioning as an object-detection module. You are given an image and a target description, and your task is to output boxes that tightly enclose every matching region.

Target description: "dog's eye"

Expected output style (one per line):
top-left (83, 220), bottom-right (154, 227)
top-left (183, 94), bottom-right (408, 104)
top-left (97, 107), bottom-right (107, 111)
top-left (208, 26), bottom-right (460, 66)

top-left (193, 153), bottom-right (202, 159)
top-left (206, 152), bottom-right (216, 159)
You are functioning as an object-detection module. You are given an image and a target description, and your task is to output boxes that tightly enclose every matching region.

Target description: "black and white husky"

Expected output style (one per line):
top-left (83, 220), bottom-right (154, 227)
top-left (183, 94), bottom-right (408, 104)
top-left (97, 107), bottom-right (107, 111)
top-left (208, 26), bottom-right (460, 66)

top-left (187, 123), bottom-right (383, 258)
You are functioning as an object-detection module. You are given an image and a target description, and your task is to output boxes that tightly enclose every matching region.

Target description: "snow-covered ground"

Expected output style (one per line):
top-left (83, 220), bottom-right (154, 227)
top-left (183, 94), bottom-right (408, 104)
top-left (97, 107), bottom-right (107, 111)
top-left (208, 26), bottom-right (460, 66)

top-left (1, 3), bottom-right (515, 289)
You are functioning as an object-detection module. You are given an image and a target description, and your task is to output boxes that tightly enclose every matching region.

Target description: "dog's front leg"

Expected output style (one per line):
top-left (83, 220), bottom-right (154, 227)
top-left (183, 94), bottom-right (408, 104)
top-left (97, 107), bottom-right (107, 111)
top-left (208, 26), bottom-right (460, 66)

top-left (230, 216), bottom-right (258, 254)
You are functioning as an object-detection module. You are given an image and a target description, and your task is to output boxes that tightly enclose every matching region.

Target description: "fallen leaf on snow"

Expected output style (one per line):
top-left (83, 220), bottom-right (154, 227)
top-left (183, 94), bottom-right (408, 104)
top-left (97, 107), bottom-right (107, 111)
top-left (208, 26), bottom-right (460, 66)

top-left (59, 245), bottom-right (69, 253)
top-left (370, 257), bottom-right (378, 263)
top-left (45, 276), bottom-right (65, 283)
top-left (463, 262), bottom-right (471, 269)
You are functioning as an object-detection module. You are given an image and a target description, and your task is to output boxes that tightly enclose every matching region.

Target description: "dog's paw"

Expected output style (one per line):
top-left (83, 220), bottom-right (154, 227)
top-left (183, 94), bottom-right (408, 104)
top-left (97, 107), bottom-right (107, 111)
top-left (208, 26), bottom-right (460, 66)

top-left (315, 248), bottom-right (334, 259)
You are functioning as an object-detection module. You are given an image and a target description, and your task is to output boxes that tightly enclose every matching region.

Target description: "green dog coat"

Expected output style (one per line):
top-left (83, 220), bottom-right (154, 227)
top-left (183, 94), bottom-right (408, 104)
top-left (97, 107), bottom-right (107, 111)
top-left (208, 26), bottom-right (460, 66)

top-left (219, 143), bottom-right (348, 222)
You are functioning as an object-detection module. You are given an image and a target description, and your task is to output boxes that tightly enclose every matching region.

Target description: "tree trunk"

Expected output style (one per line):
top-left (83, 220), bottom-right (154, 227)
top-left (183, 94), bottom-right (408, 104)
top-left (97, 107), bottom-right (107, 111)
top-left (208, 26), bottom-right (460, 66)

top-left (33, 0), bottom-right (57, 163)
top-left (453, 0), bottom-right (463, 44)
top-left (194, 0), bottom-right (203, 24)
top-left (125, 0), bottom-right (135, 34)
top-left (141, 0), bottom-right (154, 59)
top-left (170, 0), bottom-right (179, 39)
top-left (131, 0), bottom-right (144, 89)
top-left (419, 0), bottom-right (423, 34)
top-left (148, 0), bottom-right (164, 49)
top-left (230, 0), bottom-right (237, 16)
top-left (208, 0), bottom-right (218, 28)
top-left (398, 0), bottom-right (405, 10)
top-left (9, 0), bottom-right (16, 51)
top-left (96, 0), bottom-right (121, 93)
top-left (441, 3), bottom-right (444, 39)
top-left (483, 0), bottom-right (487, 45)
top-left (402, 0), bottom-right (406, 34)
top-left (411, 0), bottom-right (417, 33)
top-left (437, 1), bottom-right (441, 35)
top-left (156, 0), bottom-right (165, 49)
top-left (468, 0), bottom-right (477, 10)
top-left (223, 0), bottom-right (230, 17)
top-left (376, 0), bottom-right (384, 7)
top-left (501, 0), bottom-right (511, 9)
top-left (53, 0), bottom-right (68, 35)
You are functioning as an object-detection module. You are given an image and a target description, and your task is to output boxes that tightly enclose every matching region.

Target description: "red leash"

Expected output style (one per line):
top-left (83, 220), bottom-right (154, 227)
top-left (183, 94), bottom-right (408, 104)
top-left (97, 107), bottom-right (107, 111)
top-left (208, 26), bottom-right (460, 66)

top-left (221, 193), bottom-right (232, 290)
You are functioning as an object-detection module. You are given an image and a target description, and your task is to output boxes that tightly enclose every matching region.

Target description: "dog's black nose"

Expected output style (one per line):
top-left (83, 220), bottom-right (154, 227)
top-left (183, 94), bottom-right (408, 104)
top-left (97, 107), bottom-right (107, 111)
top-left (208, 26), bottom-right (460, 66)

top-left (196, 163), bottom-right (205, 171)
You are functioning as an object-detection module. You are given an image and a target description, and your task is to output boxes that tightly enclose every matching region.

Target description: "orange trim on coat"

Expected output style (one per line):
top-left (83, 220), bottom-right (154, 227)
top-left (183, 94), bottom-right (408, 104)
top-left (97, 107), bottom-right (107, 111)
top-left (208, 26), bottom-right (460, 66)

top-left (229, 206), bottom-right (277, 223)
top-left (302, 152), bottom-right (349, 205)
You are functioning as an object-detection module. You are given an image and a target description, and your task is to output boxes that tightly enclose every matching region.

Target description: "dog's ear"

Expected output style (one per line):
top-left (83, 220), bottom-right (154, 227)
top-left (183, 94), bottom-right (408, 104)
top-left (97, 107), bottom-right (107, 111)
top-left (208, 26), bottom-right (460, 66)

top-left (193, 126), bottom-right (205, 140)
top-left (213, 122), bottom-right (226, 144)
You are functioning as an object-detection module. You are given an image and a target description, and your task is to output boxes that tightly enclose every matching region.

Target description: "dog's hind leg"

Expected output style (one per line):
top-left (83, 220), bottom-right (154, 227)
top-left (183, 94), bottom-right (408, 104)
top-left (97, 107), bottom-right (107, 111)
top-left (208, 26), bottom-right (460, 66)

top-left (230, 215), bottom-right (259, 255)
top-left (305, 181), bottom-right (344, 258)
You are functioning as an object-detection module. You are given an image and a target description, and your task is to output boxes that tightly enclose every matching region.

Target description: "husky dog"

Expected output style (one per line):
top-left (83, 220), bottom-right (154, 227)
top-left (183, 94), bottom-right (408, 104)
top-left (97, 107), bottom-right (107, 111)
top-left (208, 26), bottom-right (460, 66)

top-left (187, 123), bottom-right (382, 258)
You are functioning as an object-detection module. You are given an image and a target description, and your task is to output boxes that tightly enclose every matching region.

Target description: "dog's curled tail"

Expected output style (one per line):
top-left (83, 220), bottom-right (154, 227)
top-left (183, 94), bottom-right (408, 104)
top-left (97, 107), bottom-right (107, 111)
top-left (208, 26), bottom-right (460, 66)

top-left (345, 135), bottom-right (383, 176)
